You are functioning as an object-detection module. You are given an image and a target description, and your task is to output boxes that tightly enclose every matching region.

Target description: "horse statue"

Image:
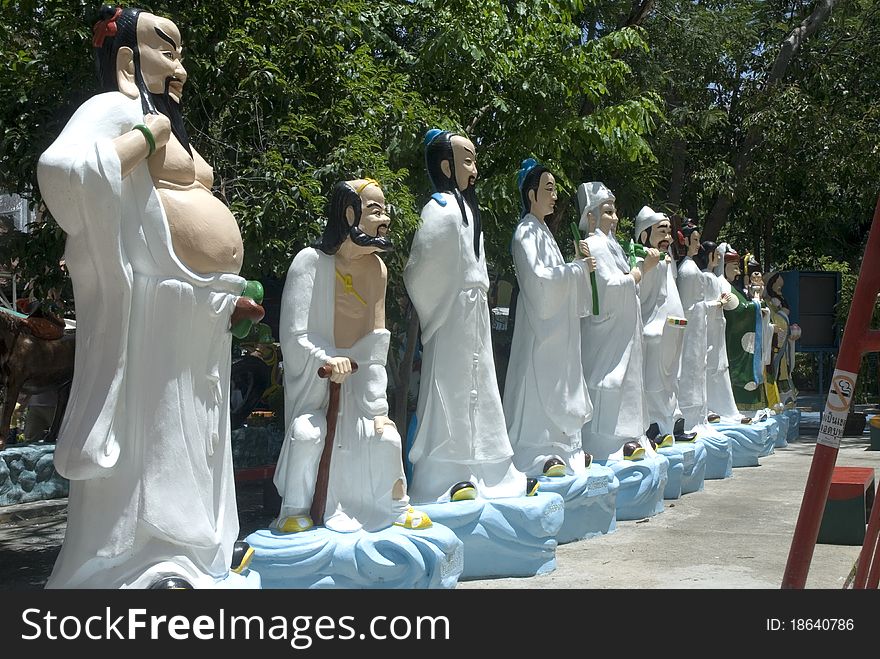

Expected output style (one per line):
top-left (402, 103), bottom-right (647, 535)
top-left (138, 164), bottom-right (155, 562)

top-left (0, 304), bottom-right (75, 449)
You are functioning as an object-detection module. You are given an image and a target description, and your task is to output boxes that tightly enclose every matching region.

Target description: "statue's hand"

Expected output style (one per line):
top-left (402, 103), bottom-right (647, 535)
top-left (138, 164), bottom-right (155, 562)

top-left (373, 416), bottom-right (395, 435)
top-left (643, 247), bottom-right (662, 271)
top-left (144, 113), bottom-right (171, 151)
top-left (575, 240), bottom-right (596, 272)
top-left (326, 357), bottom-right (353, 384)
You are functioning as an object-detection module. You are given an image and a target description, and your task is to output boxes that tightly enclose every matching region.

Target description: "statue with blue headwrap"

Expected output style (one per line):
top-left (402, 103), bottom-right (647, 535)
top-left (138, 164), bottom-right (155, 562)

top-left (403, 130), bottom-right (532, 503)
top-left (502, 159), bottom-right (596, 477)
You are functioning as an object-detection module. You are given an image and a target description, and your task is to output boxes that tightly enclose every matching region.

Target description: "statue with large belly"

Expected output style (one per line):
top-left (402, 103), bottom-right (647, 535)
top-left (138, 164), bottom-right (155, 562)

top-left (37, 6), bottom-right (261, 589)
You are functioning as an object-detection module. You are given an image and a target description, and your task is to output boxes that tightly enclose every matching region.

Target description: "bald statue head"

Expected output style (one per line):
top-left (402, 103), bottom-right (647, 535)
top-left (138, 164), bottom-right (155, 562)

top-left (314, 179), bottom-right (393, 256)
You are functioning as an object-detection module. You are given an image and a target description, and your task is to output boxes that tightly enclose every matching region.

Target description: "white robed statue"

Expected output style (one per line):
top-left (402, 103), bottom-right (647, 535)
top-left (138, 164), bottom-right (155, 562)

top-left (576, 182), bottom-right (661, 461)
top-left (503, 159), bottom-right (595, 477)
top-left (675, 220), bottom-right (714, 430)
top-left (633, 206), bottom-right (694, 444)
top-left (404, 130), bottom-right (531, 502)
top-left (703, 242), bottom-right (747, 422)
top-left (37, 7), bottom-right (261, 588)
top-left (273, 179), bottom-right (430, 534)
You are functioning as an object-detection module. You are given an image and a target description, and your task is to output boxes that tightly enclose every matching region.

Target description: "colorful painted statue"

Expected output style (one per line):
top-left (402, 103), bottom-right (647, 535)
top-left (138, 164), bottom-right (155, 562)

top-left (576, 182), bottom-right (661, 460)
top-left (633, 205), bottom-right (693, 444)
top-left (763, 271), bottom-right (799, 407)
top-left (37, 7), bottom-right (261, 588)
top-left (273, 179), bottom-right (431, 533)
top-left (722, 249), bottom-right (773, 411)
top-left (701, 242), bottom-right (749, 423)
top-left (404, 130), bottom-right (531, 502)
top-left (503, 159), bottom-right (595, 477)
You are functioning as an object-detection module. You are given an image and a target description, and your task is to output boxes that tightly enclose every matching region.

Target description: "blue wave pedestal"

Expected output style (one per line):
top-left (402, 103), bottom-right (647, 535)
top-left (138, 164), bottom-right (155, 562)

top-left (660, 441), bottom-right (706, 498)
top-left (605, 453), bottom-right (668, 520)
top-left (537, 464), bottom-right (618, 543)
top-left (419, 491), bottom-right (564, 579)
top-left (244, 523), bottom-right (463, 589)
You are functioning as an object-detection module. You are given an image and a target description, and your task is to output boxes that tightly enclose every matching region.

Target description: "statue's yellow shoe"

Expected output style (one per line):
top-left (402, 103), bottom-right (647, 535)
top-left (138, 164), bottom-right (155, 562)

top-left (230, 541), bottom-right (255, 574)
top-left (623, 442), bottom-right (646, 461)
top-left (655, 433), bottom-right (675, 449)
top-left (276, 515), bottom-right (314, 533)
top-left (394, 506), bottom-right (432, 530)
top-left (526, 477), bottom-right (540, 497)
top-left (450, 481), bottom-right (477, 501)
top-left (543, 457), bottom-right (566, 477)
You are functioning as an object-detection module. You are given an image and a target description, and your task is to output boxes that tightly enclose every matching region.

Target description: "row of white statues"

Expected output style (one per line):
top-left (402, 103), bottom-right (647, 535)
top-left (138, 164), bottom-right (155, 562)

top-left (35, 7), bottom-right (798, 588)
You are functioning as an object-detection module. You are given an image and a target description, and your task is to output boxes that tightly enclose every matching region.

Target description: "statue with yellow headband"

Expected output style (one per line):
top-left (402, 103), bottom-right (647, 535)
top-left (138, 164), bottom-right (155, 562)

top-left (273, 179), bottom-right (431, 534)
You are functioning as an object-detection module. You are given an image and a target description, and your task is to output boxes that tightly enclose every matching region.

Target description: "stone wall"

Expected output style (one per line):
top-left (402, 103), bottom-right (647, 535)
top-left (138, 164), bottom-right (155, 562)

top-left (0, 423), bottom-right (283, 508)
top-left (0, 443), bottom-right (69, 506)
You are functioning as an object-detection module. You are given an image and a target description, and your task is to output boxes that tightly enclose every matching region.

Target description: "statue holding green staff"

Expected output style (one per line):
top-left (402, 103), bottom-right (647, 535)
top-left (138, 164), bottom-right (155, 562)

top-left (576, 182), bottom-right (661, 461)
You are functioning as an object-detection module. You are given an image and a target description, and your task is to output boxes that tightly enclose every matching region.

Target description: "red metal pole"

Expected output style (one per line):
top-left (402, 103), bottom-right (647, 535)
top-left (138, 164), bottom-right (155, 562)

top-left (854, 479), bottom-right (880, 588)
top-left (782, 195), bottom-right (880, 589)
top-left (861, 522), bottom-right (880, 588)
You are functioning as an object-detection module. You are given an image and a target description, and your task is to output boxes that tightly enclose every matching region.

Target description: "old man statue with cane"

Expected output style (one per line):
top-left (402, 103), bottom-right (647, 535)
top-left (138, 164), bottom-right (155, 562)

top-left (273, 179), bottom-right (431, 534)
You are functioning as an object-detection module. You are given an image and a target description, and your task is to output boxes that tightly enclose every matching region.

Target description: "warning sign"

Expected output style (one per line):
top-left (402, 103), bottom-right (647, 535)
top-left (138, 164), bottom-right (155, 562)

top-left (826, 370), bottom-right (857, 413)
top-left (817, 369), bottom-right (859, 449)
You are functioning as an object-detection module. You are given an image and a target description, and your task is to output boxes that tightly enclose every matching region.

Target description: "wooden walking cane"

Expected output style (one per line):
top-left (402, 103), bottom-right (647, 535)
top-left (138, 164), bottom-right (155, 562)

top-left (310, 359), bottom-right (359, 526)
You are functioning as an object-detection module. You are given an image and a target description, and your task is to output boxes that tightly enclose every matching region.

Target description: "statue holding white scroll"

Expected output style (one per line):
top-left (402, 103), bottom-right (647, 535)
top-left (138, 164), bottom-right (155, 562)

top-left (576, 182), bottom-right (661, 461)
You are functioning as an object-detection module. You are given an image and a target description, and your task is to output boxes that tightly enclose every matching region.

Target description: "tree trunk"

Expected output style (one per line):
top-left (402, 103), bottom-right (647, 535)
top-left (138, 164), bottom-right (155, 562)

top-left (702, 0), bottom-right (836, 242)
top-left (619, 0), bottom-right (656, 29)
top-left (667, 137), bottom-right (687, 211)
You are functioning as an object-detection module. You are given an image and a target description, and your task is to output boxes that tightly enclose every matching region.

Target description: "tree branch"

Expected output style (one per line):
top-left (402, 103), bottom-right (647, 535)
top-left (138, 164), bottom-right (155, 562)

top-left (619, 0), bottom-right (656, 29)
top-left (702, 0), bottom-right (836, 242)
top-left (466, 103), bottom-right (493, 135)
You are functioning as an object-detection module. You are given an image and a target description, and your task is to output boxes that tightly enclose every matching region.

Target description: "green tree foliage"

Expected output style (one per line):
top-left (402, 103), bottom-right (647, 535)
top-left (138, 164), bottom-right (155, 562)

top-left (613, 0), bottom-right (879, 271)
top-left (1, 0), bottom-right (659, 296)
top-left (3, 0), bottom-right (877, 399)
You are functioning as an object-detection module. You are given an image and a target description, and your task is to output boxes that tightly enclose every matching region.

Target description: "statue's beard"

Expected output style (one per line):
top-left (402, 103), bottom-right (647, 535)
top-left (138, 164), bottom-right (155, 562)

top-left (349, 224), bottom-right (394, 252)
top-left (461, 183), bottom-right (480, 223)
top-left (455, 182), bottom-right (482, 258)
top-left (137, 74), bottom-right (192, 157)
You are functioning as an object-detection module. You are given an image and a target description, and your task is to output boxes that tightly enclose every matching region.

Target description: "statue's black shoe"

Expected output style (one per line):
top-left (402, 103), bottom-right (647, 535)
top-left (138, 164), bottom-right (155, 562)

top-left (672, 417), bottom-right (696, 442)
top-left (450, 481), bottom-right (477, 502)
top-left (231, 540), bottom-right (255, 574)
top-left (149, 576), bottom-right (194, 589)
top-left (623, 441), bottom-right (645, 461)
top-left (542, 457), bottom-right (566, 477)
top-left (526, 478), bottom-right (540, 497)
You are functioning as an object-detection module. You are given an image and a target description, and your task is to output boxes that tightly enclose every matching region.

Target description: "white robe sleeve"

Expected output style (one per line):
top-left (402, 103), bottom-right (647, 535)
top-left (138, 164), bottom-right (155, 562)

top-left (512, 221), bottom-right (589, 321)
top-left (403, 200), bottom-right (462, 342)
top-left (36, 92), bottom-right (141, 479)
